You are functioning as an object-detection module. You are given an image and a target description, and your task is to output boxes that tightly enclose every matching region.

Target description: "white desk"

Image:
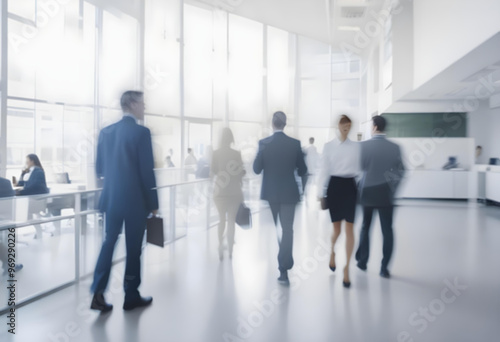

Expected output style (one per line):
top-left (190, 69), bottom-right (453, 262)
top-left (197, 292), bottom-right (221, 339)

top-left (397, 170), bottom-right (472, 199)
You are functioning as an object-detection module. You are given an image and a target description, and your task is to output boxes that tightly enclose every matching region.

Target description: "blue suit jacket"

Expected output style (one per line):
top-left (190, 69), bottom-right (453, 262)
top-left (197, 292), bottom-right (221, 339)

top-left (253, 132), bottom-right (307, 204)
top-left (17, 167), bottom-right (49, 196)
top-left (97, 116), bottom-right (159, 215)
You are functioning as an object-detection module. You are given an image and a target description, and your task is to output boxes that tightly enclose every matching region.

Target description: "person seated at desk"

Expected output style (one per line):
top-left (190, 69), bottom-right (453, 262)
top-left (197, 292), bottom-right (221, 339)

top-left (0, 176), bottom-right (23, 274)
top-left (13, 154), bottom-right (49, 196)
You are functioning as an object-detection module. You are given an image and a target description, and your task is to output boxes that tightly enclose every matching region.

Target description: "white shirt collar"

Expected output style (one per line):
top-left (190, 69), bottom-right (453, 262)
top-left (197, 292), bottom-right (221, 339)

top-left (29, 166), bottom-right (35, 172)
top-left (273, 130), bottom-right (283, 134)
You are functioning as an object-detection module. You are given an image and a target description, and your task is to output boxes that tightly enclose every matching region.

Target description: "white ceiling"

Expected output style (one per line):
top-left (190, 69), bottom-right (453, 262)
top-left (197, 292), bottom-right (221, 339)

top-left (192, 0), bottom-right (387, 50)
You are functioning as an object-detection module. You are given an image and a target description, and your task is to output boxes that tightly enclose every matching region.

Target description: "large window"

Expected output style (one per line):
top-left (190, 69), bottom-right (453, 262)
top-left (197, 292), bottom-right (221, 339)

top-left (228, 15), bottom-right (263, 122)
top-left (298, 36), bottom-right (331, 128)
top-left (101, 11), bottom-right (139, 109)
top-left (2, 0), bottom-right (362, 188)
top-left (144, 0), bottom-right (181, 116)
top-left (5, 1), bottom-right (135, 186)
top-left (267, 27), bottom-right (291, 115)
top-left (184, 4), bottom-right (214, 119)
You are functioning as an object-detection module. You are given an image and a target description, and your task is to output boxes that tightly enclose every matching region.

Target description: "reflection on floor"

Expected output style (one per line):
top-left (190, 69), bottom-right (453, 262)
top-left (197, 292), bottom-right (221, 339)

top-left (1, 200), bottom-right (500, 342)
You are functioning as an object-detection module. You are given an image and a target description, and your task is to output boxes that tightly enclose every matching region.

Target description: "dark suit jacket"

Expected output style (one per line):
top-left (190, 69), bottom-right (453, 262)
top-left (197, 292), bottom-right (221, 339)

top-left (253, 132), bottom-right (307, 204)
top-left (97, 116), bottom-right (159, 215)
top-left (17, 167), bottom-right (49, 196)
top-left (359, 135), bottom-right (405, 207)
top-left (0, 177), bottom-right (15, 198)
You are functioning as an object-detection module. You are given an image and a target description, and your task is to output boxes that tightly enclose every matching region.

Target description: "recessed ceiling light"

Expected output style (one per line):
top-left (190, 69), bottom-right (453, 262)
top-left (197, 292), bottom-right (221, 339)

top-left (338, 26), bottom-right (361, 31)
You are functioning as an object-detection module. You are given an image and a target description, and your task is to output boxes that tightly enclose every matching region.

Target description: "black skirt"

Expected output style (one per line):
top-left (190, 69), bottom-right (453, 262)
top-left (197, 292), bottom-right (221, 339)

top-left (326, 176), bottom-right (357, 223)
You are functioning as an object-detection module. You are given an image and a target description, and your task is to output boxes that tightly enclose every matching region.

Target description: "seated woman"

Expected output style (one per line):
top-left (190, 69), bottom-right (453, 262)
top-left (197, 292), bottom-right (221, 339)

top-left (14, 154), bottom-right (49, 196)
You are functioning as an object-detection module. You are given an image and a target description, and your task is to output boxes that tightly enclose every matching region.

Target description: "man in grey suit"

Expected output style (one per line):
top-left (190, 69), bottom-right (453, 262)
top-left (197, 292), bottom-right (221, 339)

top-left (253, 112), bottom-right (307, 284)
top-left (355, 116), bottom-right (405, 278)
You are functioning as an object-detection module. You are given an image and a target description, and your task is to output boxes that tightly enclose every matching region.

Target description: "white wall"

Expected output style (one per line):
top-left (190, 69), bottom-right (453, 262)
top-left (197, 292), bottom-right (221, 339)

top-left (468, 100), bottom-right (500, 163)
top-left (413, 0), bottom-right (500, 89)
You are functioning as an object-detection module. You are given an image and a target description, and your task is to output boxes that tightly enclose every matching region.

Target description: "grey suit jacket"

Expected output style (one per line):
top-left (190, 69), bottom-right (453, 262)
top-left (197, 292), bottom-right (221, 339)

top-left (359, 135), bottom-right (405, 207)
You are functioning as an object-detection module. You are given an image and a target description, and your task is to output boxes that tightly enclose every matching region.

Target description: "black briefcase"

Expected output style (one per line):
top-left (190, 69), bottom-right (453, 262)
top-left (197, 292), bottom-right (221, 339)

top-left (236, 203), bottom-right (252, 229)
top-left (146, 216), bottom-right (164, 248)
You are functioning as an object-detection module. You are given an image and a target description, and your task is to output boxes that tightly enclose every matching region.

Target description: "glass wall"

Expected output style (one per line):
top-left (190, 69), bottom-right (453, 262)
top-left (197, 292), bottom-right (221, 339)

top-left (184, 4), bottom-right (214, 119)
top-left (144, 0), bottom-right (181, 117)
top-left (228, 15), bottom-right (264, 122)
top-left (2, 0), bottom-right (361, 188)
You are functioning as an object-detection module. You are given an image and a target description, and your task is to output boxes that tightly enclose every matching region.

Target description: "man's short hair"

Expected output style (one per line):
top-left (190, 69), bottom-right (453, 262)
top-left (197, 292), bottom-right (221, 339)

top-left (121, 91), bottom-right (144, 112)
top-left (372, 115), bottom-right (387, 132)
top-left (309, 137), bottom-right (315, 144)
top-left (272, 111), bottom-right (287, 130)
top-left (188, 148), bottom-right (192, 153)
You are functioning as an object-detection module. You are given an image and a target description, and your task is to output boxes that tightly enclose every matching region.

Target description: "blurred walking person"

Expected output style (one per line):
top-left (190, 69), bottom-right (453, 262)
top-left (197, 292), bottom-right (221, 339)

top-left (211, 128), bottom-right (245, 260)
top-left (355, 116), bottom-right (405, 279)
top-left (91, 91), bottom-right (159, 312)
top-left (253, 112), bottom-right (307, 285)
top-left (318, 115), bottom-right (360, 288)
top-left (302, 137), bottom-right (319, 195)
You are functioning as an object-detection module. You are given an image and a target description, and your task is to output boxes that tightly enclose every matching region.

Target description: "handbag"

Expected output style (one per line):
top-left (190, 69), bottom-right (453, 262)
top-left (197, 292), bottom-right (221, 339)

top-left (146, 215), bottom-right (164, 248)
top-left (236, 203), bottom-right (252, 229)
top-left (320, 197), bottom-right (328, 211)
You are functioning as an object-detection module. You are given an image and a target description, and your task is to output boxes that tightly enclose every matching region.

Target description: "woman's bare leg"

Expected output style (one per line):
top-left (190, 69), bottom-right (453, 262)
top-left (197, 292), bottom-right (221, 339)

top-left (344, 221), bottom-right (355, 283)
top-left (330, 221), bottom-right (342, 270)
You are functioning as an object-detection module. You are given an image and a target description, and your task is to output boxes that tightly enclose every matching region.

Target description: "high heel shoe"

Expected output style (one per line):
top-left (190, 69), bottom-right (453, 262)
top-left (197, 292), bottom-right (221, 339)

top-left (343, 266), bottom-right (351, 288)
top-left (329, 252), bottom-right (336, 272)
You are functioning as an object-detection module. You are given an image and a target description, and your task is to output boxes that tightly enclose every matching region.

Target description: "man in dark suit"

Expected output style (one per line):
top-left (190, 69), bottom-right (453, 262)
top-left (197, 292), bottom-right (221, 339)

top-left (355, 116), bottom-right (405, 278)
top-left (253, 112), bottom-right (307, 284)
top-left (90, 91), bottom-right (159, 312)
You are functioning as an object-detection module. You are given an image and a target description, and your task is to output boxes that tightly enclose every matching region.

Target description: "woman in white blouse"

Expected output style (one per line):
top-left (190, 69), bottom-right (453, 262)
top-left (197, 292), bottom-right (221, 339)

top-left (318, 115), bottom-right (360, 288)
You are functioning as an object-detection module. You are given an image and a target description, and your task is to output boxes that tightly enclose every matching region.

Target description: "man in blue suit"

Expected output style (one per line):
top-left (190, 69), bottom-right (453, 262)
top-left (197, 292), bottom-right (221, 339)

top-left (253, 112), bottom-right (307, 284)
top-left (91, 91), bottom-right (159, 312)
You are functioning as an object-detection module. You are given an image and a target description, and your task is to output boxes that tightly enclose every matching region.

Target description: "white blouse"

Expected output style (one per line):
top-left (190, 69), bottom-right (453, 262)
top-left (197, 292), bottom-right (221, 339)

top-left (318, 138), bottom-right (361, 197)
top-left (22, 166), bottom-right (36, 182)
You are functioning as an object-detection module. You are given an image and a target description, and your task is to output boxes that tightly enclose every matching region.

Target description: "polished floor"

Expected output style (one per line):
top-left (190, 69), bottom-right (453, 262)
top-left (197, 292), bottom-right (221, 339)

top-left (1, 199), bottom-right (500, 342)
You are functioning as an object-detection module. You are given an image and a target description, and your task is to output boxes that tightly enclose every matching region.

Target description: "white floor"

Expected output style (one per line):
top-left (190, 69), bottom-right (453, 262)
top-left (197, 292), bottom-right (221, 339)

top-left (1, 199), bottom-right (500, 342)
